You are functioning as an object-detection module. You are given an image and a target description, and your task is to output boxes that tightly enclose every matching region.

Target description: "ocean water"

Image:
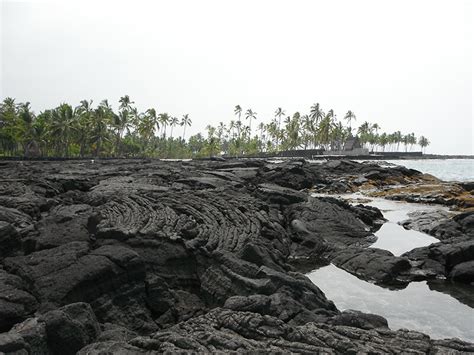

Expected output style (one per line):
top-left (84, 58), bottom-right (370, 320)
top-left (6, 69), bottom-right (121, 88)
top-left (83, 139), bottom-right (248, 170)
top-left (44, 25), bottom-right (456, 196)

top-left (377, 159), bottom-right (474, 182)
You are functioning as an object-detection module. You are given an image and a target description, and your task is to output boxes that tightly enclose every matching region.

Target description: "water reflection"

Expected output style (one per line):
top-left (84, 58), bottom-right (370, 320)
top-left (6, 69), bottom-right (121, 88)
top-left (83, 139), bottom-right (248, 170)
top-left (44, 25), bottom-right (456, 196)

top-left (428, 280), bottom-right (474, 309)
top-left (311, 192), bottom-right (444, 256)
top-left (371, 222), bottom-right (438, 256)
top-left (362, 196), bottom-right (443, 255)
top-left (308, 264), bottom-right (474, 342)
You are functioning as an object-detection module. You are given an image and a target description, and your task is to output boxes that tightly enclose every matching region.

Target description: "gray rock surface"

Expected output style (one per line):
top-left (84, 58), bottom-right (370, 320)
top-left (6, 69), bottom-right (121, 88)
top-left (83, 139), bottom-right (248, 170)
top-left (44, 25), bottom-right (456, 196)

top-left (0, 158), bottom-right (471, 353)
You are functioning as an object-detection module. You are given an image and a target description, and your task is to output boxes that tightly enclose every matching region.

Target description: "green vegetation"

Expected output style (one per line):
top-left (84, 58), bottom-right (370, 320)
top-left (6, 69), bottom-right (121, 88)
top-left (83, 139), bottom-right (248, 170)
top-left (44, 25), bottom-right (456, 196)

top-left (0, 96), bottom-right (430, 158)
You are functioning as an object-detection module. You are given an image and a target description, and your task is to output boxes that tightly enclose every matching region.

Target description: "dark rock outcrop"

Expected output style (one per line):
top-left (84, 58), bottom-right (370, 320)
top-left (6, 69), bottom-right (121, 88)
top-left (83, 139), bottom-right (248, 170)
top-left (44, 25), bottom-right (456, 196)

top-left (400, 211), bottom-right (474, 284)
top-left (78, 308), bottom-right (474, 354)
top-left (0, 269), bottom-right (38, 332)
top-left (401, 210), bottom-right (473, 241)
top-left (331, 247), bottom-right (411, 286)
top-left (2, 302), bottom-right (100, 355)
top-left (0, 158), bottom-right (472, 353)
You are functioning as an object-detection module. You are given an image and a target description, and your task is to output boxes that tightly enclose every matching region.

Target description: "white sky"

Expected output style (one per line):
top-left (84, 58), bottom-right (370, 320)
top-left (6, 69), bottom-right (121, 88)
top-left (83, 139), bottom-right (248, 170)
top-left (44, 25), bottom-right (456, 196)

top-left (1, 0), bottom-right (473, 154)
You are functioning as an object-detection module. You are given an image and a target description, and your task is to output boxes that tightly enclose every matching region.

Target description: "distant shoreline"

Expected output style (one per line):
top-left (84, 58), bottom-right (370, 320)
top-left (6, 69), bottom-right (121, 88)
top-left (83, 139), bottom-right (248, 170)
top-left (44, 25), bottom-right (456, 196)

top-left (318, 154), bottom-right (474, 160)
top-left (0, 154), bottom-right (472, 162)
top-left (246, 154), bottom-right (474, 161)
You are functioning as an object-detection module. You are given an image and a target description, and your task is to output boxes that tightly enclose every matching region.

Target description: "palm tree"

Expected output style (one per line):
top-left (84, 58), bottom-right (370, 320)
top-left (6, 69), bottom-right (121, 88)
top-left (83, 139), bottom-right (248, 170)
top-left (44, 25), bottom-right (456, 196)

top-left (242, 125), bottom-right (251, 142)
top-left (245, 109), bottom-right (257, 139)
top-left (418, 136), bottom-right (430, 153)
top-left (146, 109), bottom-right (159, 137)
top-left (266, 120), bottom-right (278, 150)
top-left (75, 99), bottom-right (94, 157)
top-left (205, 124), bottom-right (218, 156)
top-left (16, 102), bottom-right (36, 153)
top-left (344, 110), bottom-right (356, 133)
top-left (234, 105), bottom-right (242, 138)
top-left (228, 120), bottom-right (236, 140)
top-left (310, 103), bottom-right (324, 147)
top-left (90, 100), bottom-right (114, 156)
top-left (379, 133), bottom-right (388, 152)
top-left (49, 103), bottom-right (76, 156)
top-left (394, 131), bottom-right (402, 151)
top-left (317, 114), bottom-right (334, 150)
top-left (258, 122), bottom-right (266, 151)
top-left (301, 114), bottom-right (314, 149)
top-left (159, 113), bottom-right (170, 138)
top-left (31, 112), bottom-right (49, 156)
top-left (119, 95), bottom-right (134, 111)
top-left (407, 132), bottom-right (417, 151)
top-left (372, 123), bottom-right (380, 136)
top-left (0, 97), bottom-right (434, 160)
top-left (169, 116), bottom-right (179, 138)
top-left (181, 114), bottom-right (192, 141)
top-left (0, 98), bottom-right (18, 155)
top-left (310, 103), bottom-right (324, 124)
top-left (274, 108), bottom-right (285, 148)
top-left (402, 134), bottom-right (409, 152)
top-left (285, 114), bottom-right (301, 150)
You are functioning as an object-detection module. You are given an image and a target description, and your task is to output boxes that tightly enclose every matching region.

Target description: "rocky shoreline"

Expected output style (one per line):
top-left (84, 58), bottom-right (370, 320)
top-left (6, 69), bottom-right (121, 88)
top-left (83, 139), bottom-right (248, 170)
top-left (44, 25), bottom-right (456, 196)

top-left (0, 158), bottom-right (473, 354)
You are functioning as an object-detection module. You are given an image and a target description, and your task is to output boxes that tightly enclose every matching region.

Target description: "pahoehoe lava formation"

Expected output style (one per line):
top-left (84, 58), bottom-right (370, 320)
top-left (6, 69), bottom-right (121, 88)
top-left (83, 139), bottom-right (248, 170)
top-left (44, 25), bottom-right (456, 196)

top-left (0, 159), bottom-right (473, 354)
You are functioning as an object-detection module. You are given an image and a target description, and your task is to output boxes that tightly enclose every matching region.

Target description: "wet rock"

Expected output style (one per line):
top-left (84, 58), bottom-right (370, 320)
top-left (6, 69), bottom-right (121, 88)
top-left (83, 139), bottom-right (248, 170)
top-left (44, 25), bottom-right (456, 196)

top-left (400, 209), bottom-right (471, 240)
top-left (353, 176), bottom-right (369, 185)
top-left (403, 239), bottom-right (474, 283)
top-left (331, 309), bottom-right (389, 330)
top-left (332, 247), bottom-right (411, 285)
top-left (369, 182), bottom-right (474, 210)
top-left (287, 197), bottom-right (377, 249)
top-left (448, 261), bottom-right (474, 283)
top-left (460, 182), bottom-right (474, 192)
top-left (454, 211), bottom-right (474, 234)
top-left (428, 279), bottom-right (474, 308)
top-left (399, 211), bottom-right (474, 284)
top-left (351, 203), bottom-right (385, 229)
top-left (327, 181), bottom-right (352, 193)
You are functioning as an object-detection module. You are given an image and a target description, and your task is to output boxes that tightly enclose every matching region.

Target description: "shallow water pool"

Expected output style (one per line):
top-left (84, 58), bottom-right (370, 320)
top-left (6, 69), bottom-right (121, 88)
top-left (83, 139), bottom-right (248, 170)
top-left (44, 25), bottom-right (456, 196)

top-left (308, 193), bottom-right (474, 342)
top-left (308, 264), bottom-right (474, 342)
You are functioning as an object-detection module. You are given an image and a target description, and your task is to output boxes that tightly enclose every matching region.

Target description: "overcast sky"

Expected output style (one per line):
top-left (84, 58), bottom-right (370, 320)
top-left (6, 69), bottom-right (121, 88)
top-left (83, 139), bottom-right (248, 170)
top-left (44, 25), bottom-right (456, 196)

top-left (1, 0), bottom-right (472, 154)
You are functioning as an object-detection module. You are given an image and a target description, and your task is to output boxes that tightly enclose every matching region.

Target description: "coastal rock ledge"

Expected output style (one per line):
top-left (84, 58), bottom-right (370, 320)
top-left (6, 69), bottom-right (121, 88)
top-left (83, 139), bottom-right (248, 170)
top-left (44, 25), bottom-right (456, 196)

top-left (0, 159), bottom-right (472, 354)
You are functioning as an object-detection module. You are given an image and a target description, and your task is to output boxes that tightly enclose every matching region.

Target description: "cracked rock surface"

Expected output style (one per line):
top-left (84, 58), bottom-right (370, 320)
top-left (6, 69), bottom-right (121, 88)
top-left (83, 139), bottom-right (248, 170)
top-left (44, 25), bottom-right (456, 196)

top-left (0, 159), bottom-right (472, 353)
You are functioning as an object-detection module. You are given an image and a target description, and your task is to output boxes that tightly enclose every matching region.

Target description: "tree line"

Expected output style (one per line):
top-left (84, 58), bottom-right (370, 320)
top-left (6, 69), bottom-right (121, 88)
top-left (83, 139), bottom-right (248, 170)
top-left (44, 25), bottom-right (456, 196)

top-left (0, 96), bottom-right (430, 158)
